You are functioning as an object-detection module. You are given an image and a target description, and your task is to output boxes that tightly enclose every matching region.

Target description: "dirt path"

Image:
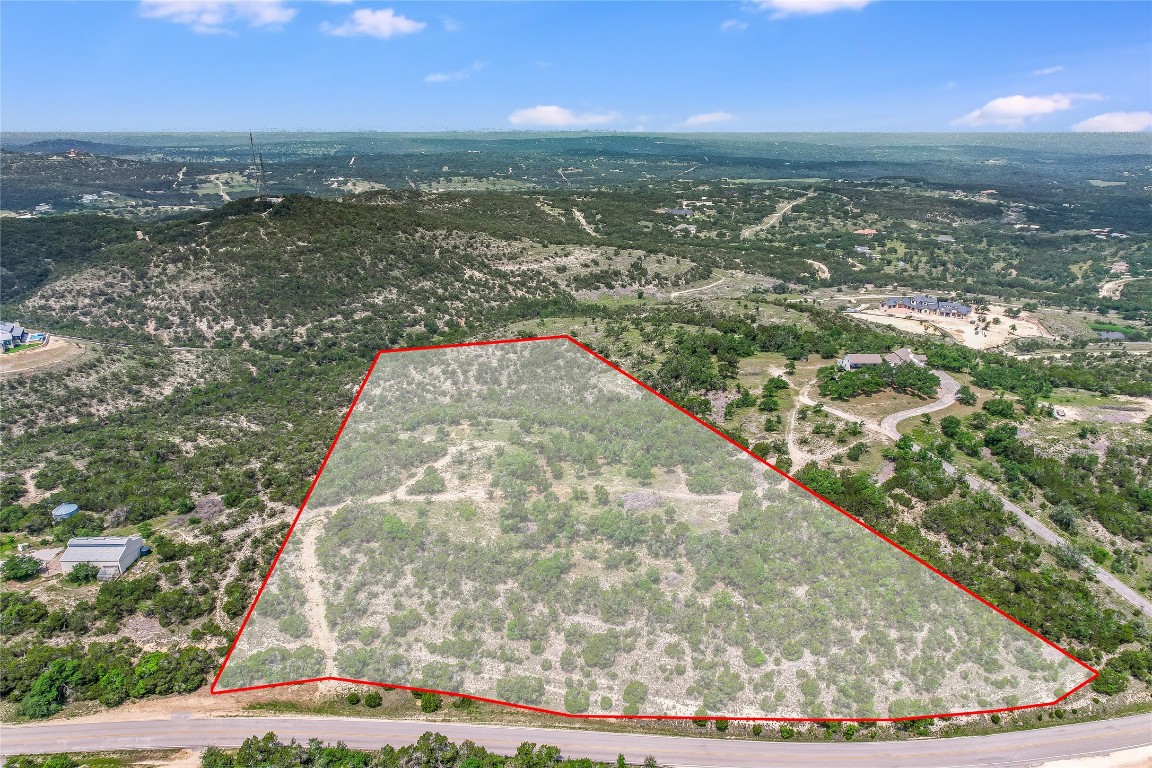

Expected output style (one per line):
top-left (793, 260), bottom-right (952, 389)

top-left (670, 277), bottom-right (725, 299)
top-left (173, 166), bottom-right (186, 188)
top-left (804, 259), bottom-right (830, 280)
top-left (571, 208), bottom-right (600, 237)
top-left (297, 515), bottom-right (338, 676)
top-left (0, 337), bottom-right (87, 376)
top-left (389, 446), bottom-right (485, 503)
top-left (785, 381), bottom-right (828, 467)
top-left (1099, 276), bottom-right (1146, 299)
top-left (740, 193), bottom-right (813, 239)
top-left (215, 178), bottom-right (232, 202)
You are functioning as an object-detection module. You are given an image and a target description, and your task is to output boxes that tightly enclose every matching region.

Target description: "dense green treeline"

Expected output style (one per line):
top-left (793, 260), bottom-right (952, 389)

top-left (195, 730), bottom-right (643, 768)
top-left (0, 214), bottom-right (138, 304)
top-left (0, 637), bottom-right (213, 718)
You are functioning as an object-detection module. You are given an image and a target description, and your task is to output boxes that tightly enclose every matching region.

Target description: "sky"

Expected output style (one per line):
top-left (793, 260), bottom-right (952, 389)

top-left (2, 0), bottom-right (1150, 133)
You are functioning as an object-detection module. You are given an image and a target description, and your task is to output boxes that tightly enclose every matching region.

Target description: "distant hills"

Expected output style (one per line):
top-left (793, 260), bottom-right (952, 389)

top-left (11, 138), bottom-right (140, 157)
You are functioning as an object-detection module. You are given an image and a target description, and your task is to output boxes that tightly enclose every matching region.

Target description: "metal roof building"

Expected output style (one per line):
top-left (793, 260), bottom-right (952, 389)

top-left (60, 535), bottom-right (145, 580)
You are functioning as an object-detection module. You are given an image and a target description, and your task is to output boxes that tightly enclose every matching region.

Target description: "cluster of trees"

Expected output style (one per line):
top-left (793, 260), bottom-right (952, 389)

top-left (816, 362), bottom-right (940, 400)
top-left (195, 731), bottom-right (655, 768)
top-left (0, 638), bottom-right (214, 718)
top-left (938, 408), bottom-right (1152, 542)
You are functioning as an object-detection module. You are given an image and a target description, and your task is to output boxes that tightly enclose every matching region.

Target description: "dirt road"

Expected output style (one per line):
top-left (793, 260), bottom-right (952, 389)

top-left (571, 208), bottom-right (600, 237)
top-left (3, 712), bottom-right (1150, 767)
top-left (740, 194), bottom-right (813, 239)
top-left (803, 259), bottom-right (830, 280)
top-left (670, 277), bottom-right (726, 299)
top-left (0, 337), bottom-right (87, 376)
top-left (297, 516), bottom-right (339, 676)
top-left (1098, 276), bottom-right (1145, 299)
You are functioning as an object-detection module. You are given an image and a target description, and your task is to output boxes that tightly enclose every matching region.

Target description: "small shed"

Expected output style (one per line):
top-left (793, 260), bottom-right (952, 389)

top-left (52, 503), bottom-right (80, 522)
top-left (60, 535), bottom-right (145, 580)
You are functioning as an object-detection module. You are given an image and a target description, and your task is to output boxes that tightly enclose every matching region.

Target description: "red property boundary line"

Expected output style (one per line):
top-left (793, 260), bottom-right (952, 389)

top-left (211, 335), bottom-right (1098, 722)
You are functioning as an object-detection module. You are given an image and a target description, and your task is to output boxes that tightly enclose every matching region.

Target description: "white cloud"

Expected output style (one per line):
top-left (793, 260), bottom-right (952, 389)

top-left (139, 0), bottom-right (296, 33)
top-left (721, 19), bottom-right (749, 31)
top-left (508, 106), bottom-right (620, 127)
top-left (682, 111), bottom-right (735, 126)
top-left (955, 93), bottom-right (1101, 127)
top-left (1073, 111), bottom-right (1152, 132)
top-left (1032, 65), bottom-right (1064, 76)
top-left (425, 61), bottom-right (485, 83)
top-left (322, 8), bottom-right (426, 38)
top-left (753, 0), bottom-right (873, 19)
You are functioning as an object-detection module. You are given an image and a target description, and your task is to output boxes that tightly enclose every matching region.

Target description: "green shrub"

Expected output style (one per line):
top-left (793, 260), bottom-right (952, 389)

top-left (1091, 668), bottom-right (1128, 695)
top-left (364, 691), bottom-right (382, 708)
top-left (419, 692), bottom-right (442, 712)
top-left (2, 555), bottom-right (41, 581)
top-left (495, 675), bottom-right (545, 706)
top-left (64, 563), bottom-right (99, 585)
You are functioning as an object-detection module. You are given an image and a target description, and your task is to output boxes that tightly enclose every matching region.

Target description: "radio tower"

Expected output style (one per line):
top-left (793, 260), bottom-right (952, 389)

top-left (248, 133), bottom-right (265, 199)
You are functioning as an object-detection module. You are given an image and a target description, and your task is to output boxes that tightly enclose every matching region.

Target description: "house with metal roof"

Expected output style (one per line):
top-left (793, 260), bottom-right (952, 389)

top-left (51, 502), bottom-right (80, 522)
top-left (0, 321), bottom-right (29, 350)
top-left (839, 353), bottom-right (885, 370)
top-left (881, 295), bottom-right (972, 318)
top-left (884, 348), bottom-right (929, 366)
top-left (840, 347), bottom-right (927, 371)
top-left (60, 535), bottom-right (145, 580)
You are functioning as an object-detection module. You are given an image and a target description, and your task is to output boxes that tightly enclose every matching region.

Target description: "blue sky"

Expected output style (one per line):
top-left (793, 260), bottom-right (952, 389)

top-left (2, 1), bottom-right (1150, 132)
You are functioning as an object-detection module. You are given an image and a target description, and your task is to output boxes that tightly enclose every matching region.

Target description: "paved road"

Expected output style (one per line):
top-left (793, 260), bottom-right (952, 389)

top-left (875, 371), bottom-right (1152, 620)
top-left (958, 468), bottom-right (1152, 620)
top-left (878, 370), bottom-right (962, 440)
top-left (2, 713), bottom-right (1150, 767)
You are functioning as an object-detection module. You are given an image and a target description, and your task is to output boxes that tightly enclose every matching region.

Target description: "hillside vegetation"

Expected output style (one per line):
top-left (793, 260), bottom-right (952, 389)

top-left (1, 163), bottom-right (1149, 734)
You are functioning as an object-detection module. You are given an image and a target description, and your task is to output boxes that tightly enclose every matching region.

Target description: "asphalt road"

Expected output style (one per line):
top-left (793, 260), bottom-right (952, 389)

top-left (881, 371), bottom-right (1152, 621)
top-left (2, 713), bottom-right (1151, 767)
top-left (877, 370), bottom-right (962, 440)
top-left (959, 468), bottom-right (1152, 620)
